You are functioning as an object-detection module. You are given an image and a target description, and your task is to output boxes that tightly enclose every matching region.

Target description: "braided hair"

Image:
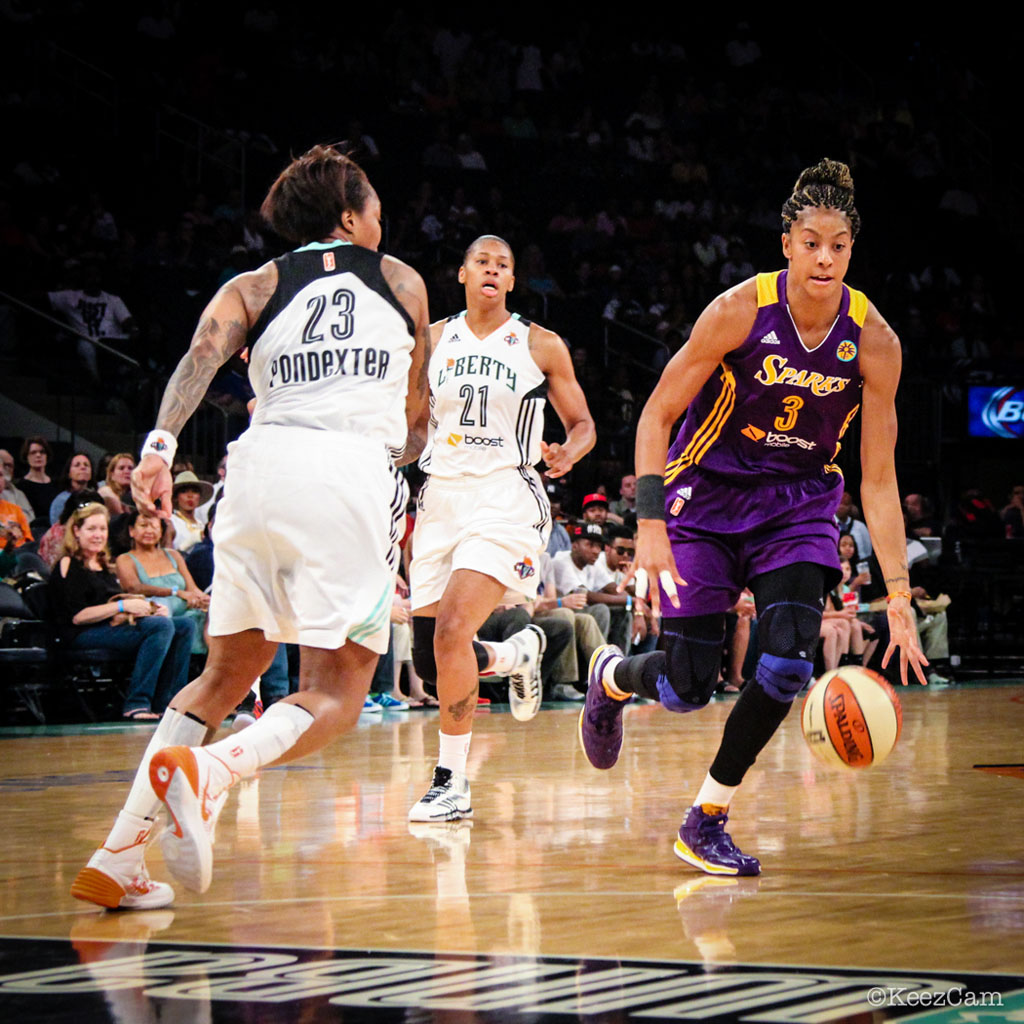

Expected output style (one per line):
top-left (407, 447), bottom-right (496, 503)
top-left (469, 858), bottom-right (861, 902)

top-left (781, 158), bottom-right (861, 238)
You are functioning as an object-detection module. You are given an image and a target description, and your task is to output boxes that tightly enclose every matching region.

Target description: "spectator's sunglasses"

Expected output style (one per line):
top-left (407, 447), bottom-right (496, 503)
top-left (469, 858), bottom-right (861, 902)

top-left (613, 546), bottom-right (635, 557)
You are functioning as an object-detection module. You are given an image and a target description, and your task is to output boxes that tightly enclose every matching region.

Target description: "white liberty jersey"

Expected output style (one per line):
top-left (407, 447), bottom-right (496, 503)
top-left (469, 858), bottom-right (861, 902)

top-left (247, 240), bottom-right (414, 455)
top-left (420, 312), bottom-right (546, 479)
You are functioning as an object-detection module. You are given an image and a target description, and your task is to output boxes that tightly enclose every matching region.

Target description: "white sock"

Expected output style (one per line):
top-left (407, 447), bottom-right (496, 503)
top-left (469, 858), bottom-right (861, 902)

top-left (601, 656), bottom-right (629, 697)
top-left (693, 772), bottom-right (738, 812)
top-left (483, 640), bottom-right (518, 674)
top-left (121, 708), bottom-right (209, 821)
top-left (199, 702), bottom-right (314, 792)
top-left (102, 809), bottom-right (156, 851)
top-left (438, 731), bottom-right (471, 775)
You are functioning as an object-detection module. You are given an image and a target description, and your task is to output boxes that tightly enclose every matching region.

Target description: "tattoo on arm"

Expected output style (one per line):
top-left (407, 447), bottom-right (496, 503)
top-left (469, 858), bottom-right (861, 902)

top-left (416, 323), bottom-right (432, 400)
top-left (156, 316), bottom-right (247, 435)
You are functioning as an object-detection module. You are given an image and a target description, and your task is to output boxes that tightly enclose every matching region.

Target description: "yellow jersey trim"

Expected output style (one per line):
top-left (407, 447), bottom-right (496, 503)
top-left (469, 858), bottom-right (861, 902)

top-left (756, 271), bottom-right (782, 308)
top-left (665, 363), bottom-right (736, 483)
top-left (847, 286), bottom-right (868, 327)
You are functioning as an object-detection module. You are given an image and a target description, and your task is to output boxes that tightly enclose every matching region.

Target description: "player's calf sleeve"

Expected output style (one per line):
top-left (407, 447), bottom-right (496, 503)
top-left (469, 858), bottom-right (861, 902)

top-left (708, 674), bottom-right (797, 786)
top-left (121, 708), bottom-right (210, 821)
top-left (613, 650), bottom-right (663, 699)
top-left (615, 616), bottom-right (725, 712)
top-left (414, 615), bottom-right (490, 680)
top-left (413, 616), bottom-right (438, 683)
top-left (201, 702), bottom-right (315, 790)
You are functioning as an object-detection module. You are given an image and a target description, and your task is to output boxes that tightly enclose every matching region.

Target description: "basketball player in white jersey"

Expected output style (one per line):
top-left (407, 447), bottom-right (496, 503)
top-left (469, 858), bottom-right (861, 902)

top-left (71, 145), bottom-right (432, 908)
top-left (408, 235), bottom-right (595, 822)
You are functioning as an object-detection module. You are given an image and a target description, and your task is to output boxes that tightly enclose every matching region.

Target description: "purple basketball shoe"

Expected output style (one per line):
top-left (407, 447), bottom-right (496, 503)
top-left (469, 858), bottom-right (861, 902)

top-left (578, 645), bottom-right (630, 769)
top-left (674, 805), bottom-right (761, 876)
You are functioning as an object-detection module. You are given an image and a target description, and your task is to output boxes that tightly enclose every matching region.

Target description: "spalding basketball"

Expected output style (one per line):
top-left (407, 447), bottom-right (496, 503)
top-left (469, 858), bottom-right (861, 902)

top-left (801, 667), bottom-right (903, 769)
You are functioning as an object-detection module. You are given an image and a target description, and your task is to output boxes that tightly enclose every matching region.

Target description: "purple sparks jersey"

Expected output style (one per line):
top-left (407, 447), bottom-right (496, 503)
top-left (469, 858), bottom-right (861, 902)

top-left (665, 270), bottom-right (866, 489)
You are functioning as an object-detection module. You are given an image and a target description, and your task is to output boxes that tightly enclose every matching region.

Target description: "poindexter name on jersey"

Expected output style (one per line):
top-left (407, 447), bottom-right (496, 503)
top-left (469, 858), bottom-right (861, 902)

top-left (266, 345), bottom-right (392, 390)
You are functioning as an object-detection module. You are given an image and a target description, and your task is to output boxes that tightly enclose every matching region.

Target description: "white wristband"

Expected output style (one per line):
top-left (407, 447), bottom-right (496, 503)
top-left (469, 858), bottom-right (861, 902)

top-left (141, 430), bottom-right (177, 468)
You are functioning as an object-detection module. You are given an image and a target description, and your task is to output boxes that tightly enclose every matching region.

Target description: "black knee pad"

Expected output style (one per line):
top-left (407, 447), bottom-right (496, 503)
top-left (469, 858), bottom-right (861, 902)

top-left (657, 615), bottom-right (725, 713)
top-left (752, 600), bottom-right (821, 702)
top-left (412, 616), bottom-right (437, 684)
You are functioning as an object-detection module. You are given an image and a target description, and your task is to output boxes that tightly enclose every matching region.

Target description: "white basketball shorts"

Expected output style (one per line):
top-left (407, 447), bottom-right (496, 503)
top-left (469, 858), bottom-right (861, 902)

top-left (209, 425), bottom-right (406, 653)
top-left (410, 466), bottom-right (550, 610)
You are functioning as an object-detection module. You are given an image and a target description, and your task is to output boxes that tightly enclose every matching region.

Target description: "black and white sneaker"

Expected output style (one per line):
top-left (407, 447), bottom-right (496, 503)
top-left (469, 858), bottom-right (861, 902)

top-left (408, 766), bottom-right (473, 822)
top-left (507, 624), bottom-right (546, 722)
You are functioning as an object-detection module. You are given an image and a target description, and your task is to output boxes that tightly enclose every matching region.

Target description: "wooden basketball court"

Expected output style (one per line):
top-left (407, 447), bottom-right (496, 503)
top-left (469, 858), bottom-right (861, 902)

top-left (1, 682), bottom-right (1022, 1022)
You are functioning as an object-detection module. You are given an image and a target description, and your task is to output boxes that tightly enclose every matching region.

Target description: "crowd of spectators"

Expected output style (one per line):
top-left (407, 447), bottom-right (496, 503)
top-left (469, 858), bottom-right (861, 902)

top-left (2, 12), bottom-right (1016, 480)
top-left (2, 13), bottom-right (1021, 717)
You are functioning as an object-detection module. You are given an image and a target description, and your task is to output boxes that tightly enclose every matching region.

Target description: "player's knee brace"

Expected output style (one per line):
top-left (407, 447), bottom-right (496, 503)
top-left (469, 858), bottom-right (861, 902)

top-left (752, 600), bottom-right (821, 703)
top-left (412, 616), bottom-right (438, 684)
top-left (656, 629), bottom-right (724, 713)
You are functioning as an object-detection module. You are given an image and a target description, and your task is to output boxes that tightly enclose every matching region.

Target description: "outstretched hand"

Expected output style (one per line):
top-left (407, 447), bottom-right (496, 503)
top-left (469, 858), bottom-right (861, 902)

top-left (881, 597), bottom-right (929, 685)
top-left (540, 440), bottom-right (573, 478)
top-left (619, 519), bottom-right (685, 620)
top-left (132, 454), bottom-right (173, 520)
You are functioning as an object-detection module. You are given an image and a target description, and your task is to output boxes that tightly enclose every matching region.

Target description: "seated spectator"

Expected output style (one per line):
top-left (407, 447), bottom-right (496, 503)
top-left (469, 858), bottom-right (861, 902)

top-left (184, 505), bottom-right (216, 591)
top-left (550, 522), bottom-right (613, 639)
top-left (903, 492), bottom-right (939, 538)
top-left (0, 449), bottom-right (35, 521)
top-left (16, 436), bottom-right (60, 525)
top-left (721, 589), bottom-right (756, 693)
top-left (98, 452), bottom-right (136, 516)
top-left (197, 454), bottom-right (227, 528)
top-left (580, 492), bottom-right (609, 525)
top-left (947, 489), bottom-right (1003, 542)
top-left (589, 523), bottom-right (651, 652)
top-left (49, 452), bottom-right (95, 526)
top-left (47, 502), bottom-right (193, 720)
top-left (0, 495), bottom-right (33, 555)
top-left (835, 490), bottom-right (872, 558)
top-left (819, 587), bottom-right (852, 672)
top-left (532, 551), bottom-right (601, 697)
top-left (1001, 483), bottom-right (1024, 539)
top-left (389, 592), bottom-right (436, 707)
top-left (834, 558), bottom-right (878, 665)
top-left (115, 508), bottom-right (208, 650)
top-left (545, 484), bottom-right (572, 556)
top-left (38, 489), bottom-right (104, 567)
top-left (906, 520), bottom-right (952, 685)
top-left (478, 581), bottom-right (575, 702)
top-left (48, 257), bottom-right (137, 385)
top-left (171, 471), bottom-right (213, 553)
top-left (608, 473), bottom-right (636, 522)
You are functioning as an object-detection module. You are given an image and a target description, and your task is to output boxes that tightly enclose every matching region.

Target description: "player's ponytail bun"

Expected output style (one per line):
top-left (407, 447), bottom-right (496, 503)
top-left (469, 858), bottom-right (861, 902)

top-left (782, 158), bottom-right (860, 238)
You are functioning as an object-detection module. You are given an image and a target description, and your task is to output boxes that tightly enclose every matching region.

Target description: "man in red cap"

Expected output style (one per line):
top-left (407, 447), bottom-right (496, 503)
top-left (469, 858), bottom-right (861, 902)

top-left (581, 492), bottom-right (609, 526)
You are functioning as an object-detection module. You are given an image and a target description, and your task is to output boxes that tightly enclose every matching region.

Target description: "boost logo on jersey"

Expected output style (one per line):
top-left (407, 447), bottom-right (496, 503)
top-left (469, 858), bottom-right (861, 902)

top-left (446, 433), bottom-right (504, 447)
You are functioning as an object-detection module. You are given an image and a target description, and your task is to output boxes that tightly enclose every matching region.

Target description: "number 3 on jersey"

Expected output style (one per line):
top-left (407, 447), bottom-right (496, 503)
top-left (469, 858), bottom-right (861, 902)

top-left (459, 385), bottom-right (489, 427)
top-left (303, 288), bottom-right (355, 343)
top-left (774, 395), bottom-right (803, 431)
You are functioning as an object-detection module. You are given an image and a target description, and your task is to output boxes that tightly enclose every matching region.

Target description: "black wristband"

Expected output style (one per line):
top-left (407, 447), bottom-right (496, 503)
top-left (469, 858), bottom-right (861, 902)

top-left (635, 474), bottom-right (666, 520)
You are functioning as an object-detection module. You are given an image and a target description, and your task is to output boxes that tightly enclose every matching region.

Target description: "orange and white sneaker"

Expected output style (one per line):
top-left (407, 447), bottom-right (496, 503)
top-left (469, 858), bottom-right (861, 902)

top-left (71, 827), bottom-right (174, 910)
top-left (149, 746), bottom-right (230, 894)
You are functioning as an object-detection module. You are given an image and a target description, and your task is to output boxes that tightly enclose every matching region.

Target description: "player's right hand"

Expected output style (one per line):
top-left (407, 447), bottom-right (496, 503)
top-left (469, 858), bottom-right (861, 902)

top-left (132, 453), bottom-right (173, 520)
top-left (881, 598), bottom-right (929, 685)
top-left (620, 519), bottom-right (685, 620)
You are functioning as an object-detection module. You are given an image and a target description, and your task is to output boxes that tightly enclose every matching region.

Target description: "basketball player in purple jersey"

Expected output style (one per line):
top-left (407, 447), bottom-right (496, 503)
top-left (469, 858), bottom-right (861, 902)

top-left (579, 159), bottom-right (927, 876)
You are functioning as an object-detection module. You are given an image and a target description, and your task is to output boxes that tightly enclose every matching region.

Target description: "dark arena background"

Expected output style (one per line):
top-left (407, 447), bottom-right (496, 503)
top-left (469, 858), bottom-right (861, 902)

top-left (1, 8), bottom-right (1022, 1024)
